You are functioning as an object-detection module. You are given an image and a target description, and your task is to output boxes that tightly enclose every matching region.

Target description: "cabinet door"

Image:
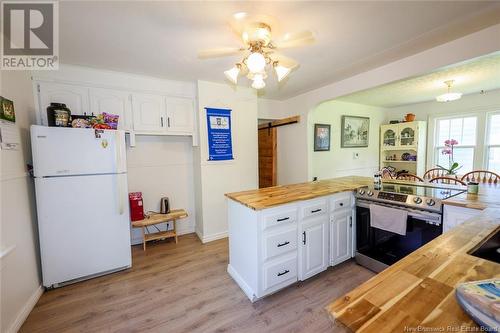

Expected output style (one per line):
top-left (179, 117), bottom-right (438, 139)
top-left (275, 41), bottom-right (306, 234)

top-left (398, 122), bottom-right (417, 148)
top-left (299, 216), bottom-right (328, 280)
top-left (90, 88), bottom-right (132, 130)
top-left (132, 93), bottom-right (167, 133)
top-left (330, 211), bottom-right (353, 266)
top-left (165, 97), bottom-right (194, 134)
top-left (38, 82), bottom-right (89, 125)
top-left (381, 124), bottom-right (398, 149)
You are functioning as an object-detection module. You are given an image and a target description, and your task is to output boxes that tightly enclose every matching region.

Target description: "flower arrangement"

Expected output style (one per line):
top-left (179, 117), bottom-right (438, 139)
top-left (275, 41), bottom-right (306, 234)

top-left (437, 139), bottom-right (462, 175)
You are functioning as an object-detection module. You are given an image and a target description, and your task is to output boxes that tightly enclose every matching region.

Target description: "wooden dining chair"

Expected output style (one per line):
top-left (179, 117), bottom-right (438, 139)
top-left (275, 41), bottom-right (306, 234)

top-left (429, 176), bottom-right (467, 186)
top-left (423, 168), bottom-right (456, 180)
top-left (460, 170), bottom-right (500, 184)
top-left (396, 173), bottom-right (424, 182)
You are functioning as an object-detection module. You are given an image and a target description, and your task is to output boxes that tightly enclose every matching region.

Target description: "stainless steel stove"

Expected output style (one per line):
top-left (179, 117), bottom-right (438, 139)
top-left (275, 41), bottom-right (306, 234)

top-left (355, 182), bottom-right (465, 213)
top-left (354, 182), bottom-right (466, 272)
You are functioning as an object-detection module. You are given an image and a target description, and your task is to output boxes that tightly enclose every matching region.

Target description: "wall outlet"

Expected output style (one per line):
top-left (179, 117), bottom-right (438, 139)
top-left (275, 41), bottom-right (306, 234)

top-left (353, 152), bottom-right (360, 159)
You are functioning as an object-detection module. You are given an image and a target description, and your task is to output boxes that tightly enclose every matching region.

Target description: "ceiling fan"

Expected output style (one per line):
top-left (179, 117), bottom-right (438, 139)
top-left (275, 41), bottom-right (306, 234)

top-left (198, 13), bottom-right (315, 90)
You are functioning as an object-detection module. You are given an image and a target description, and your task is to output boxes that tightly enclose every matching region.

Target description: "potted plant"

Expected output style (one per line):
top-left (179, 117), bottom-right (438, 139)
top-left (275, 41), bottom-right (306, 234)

top-left (437, 139), bottom-right (462, 176)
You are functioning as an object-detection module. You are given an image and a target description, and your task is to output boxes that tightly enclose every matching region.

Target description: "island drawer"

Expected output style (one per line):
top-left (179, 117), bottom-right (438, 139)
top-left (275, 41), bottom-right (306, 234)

top-left (262, 228), bottom-right (297, 261)
top-left (262, 206), bottom-right (298, 230)
top-left (301, 198), bottom-right (327, 219)
top-left (262, 255), bottom-right (297, 292)
top-left (330, 194), bottom-right (352, 212)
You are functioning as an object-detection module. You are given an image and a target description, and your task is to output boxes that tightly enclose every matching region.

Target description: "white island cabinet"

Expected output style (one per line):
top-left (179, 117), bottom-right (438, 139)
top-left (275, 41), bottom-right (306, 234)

top-left (227, 191), bottom-right (354, 302)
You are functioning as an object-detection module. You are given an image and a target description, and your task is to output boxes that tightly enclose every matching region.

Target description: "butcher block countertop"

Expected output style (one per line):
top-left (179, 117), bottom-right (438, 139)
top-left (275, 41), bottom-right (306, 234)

top-left (442, 184), bottom-right (500, 210)
top-left (225, 176), bottom-right (373, 210)
top-left (327, 209), bottom-right (500, 332)
top-left (225, 176), bottom-right (500, 211)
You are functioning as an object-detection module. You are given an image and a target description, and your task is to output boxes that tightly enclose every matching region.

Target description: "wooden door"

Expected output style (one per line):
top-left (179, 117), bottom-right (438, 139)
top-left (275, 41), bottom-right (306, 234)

top-left (258, 127), bottom-right (277, 188)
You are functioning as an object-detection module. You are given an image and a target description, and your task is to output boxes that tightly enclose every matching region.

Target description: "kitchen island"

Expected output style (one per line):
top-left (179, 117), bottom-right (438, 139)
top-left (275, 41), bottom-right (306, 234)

top-left (225, 176), bottom-right (373, 302)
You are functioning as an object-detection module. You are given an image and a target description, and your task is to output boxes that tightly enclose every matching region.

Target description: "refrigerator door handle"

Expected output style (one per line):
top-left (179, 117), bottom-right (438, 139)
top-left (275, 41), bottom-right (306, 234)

top-left (117, 176), bottom-right (125, 215)
top-left (115, 131), bottom-right (123, 172)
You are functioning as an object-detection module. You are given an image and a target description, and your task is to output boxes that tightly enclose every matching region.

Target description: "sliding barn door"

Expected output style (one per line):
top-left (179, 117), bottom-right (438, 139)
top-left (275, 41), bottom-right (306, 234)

top-left (258, 127), bottom-right (277, 188)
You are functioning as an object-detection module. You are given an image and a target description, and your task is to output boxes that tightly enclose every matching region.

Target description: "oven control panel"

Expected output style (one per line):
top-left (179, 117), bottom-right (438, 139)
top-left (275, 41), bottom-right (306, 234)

top-left (377, 191), bottom-right (407, 203)
top-left (355, 186), bottom-right (443, 213)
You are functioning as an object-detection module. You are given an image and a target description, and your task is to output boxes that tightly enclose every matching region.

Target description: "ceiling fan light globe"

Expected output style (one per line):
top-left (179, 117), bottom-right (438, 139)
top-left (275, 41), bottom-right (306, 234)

top-left (274, 65), bottom-right (291, 82)
top-left (246, 52), bottom-right (266, 73)
top-left (251, 74), bottom-right (266, 89)
top-left (436, 92), bottom-right (462, 102)
top-left (224, 65), bottom-right (240, 84)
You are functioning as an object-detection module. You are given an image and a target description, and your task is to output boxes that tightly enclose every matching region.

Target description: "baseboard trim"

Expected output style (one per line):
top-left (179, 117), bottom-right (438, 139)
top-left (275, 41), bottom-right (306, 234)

top-left (7, 285), bottom-right (43, 333)
top-left (199, 231), bottom-right (228, 243)
top-left (227, 264), bottom-right (256, 302)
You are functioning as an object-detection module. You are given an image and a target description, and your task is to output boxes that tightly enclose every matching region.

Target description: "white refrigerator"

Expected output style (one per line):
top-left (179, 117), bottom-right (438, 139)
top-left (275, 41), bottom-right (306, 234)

top-left (31, 125), bottom-right (132, 288)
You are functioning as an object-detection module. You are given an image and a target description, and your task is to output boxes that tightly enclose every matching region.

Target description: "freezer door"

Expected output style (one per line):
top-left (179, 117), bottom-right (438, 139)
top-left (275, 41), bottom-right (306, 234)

top-left (31, 125), bottom-right (127, 177)
top-left (35, 173), bottom-right (131, 287)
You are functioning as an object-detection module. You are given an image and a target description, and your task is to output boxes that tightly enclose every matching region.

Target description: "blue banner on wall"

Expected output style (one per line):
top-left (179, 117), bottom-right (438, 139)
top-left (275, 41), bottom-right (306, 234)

top-left (206, 108), bottom-right (233, 161)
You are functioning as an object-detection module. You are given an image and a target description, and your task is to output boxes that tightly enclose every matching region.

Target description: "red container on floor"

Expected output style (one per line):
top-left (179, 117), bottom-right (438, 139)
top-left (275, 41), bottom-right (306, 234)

top-left (129, 192), bottom-right (144, 221)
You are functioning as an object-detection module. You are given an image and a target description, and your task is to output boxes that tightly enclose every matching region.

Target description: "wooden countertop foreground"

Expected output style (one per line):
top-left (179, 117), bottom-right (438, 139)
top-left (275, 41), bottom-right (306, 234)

top-left (225, 176), bottom-right (373, 210)
top-left (326, 208), bottom-right (500, 332)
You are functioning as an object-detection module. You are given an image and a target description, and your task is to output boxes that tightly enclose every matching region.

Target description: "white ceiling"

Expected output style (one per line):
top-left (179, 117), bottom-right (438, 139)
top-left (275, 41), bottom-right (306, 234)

top-left (339, 51), bottom-right (500, 107)
top-left (59, 1), bottom-right (500, 100)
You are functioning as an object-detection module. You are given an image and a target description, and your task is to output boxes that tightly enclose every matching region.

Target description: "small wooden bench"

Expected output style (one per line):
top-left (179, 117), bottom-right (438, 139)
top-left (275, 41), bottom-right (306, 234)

top-left (131, 209), bottom-right (188, 251)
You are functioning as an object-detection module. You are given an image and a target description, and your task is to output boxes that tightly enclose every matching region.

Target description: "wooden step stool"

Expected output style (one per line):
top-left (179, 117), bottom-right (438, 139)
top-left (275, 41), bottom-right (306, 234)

top-left (131, 209), bottom-right (188, 251)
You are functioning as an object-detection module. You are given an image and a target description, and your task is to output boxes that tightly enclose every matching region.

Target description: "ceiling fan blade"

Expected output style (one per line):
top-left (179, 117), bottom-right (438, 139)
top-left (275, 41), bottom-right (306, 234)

top-left (282, 30), bottom-right (314, 41)
top-left (197, 47), bottom-right (245, 59)
top-left (274, 30), bottom-right (315, 49)
top-left (269, 53), bottom-right (299, 69)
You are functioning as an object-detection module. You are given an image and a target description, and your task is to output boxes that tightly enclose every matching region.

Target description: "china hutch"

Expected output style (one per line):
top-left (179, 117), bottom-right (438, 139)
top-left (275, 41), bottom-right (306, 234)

top-left (380, 121), bottom-right (427, 176)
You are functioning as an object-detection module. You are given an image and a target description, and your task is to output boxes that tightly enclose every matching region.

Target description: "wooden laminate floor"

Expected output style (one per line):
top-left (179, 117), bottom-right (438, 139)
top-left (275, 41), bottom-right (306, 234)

top-left (20, 234), bottom-right (374, 333)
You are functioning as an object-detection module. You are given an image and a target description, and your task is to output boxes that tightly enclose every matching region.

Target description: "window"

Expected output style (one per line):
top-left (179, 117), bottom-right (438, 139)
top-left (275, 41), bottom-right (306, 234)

top-left (435, 116), bottom-right (477, 174)
top-left (487, 113), bottom-right (500, 173)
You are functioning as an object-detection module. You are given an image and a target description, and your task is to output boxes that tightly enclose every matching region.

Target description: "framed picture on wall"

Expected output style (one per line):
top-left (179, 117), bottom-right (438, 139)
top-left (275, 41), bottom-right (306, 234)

top-left (0, 97), bottom-right (15, 123)
top-left (341, 116), bottom-right (369, 148)
top-left (314, 123), bottom-right (331, 151)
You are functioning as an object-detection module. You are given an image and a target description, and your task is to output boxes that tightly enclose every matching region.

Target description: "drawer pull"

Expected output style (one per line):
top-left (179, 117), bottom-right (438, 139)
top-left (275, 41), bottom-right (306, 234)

top-left (311, 208), bottom-right (322, 213)
top-left (339, 203), bottom-right (344, 207)
top-left (276, 217), bottom-right (290, 222)
top-left (277, 269), bottom-right (290, 277)
top-left (277, 241), bottom-right (290, 248)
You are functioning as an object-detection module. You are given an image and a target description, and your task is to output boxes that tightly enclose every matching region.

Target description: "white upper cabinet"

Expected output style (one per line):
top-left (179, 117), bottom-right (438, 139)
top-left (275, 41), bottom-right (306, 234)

top-left (89, 88), bottom-right (132, 130)
top-left (165, 96), bottom-right (194, 134)
top-left (35, 80), bottom-right (195, 137)
top-left (38, 82), bottom-right (90, 125)
top-left (132, 93), bottom-right (167, 133)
